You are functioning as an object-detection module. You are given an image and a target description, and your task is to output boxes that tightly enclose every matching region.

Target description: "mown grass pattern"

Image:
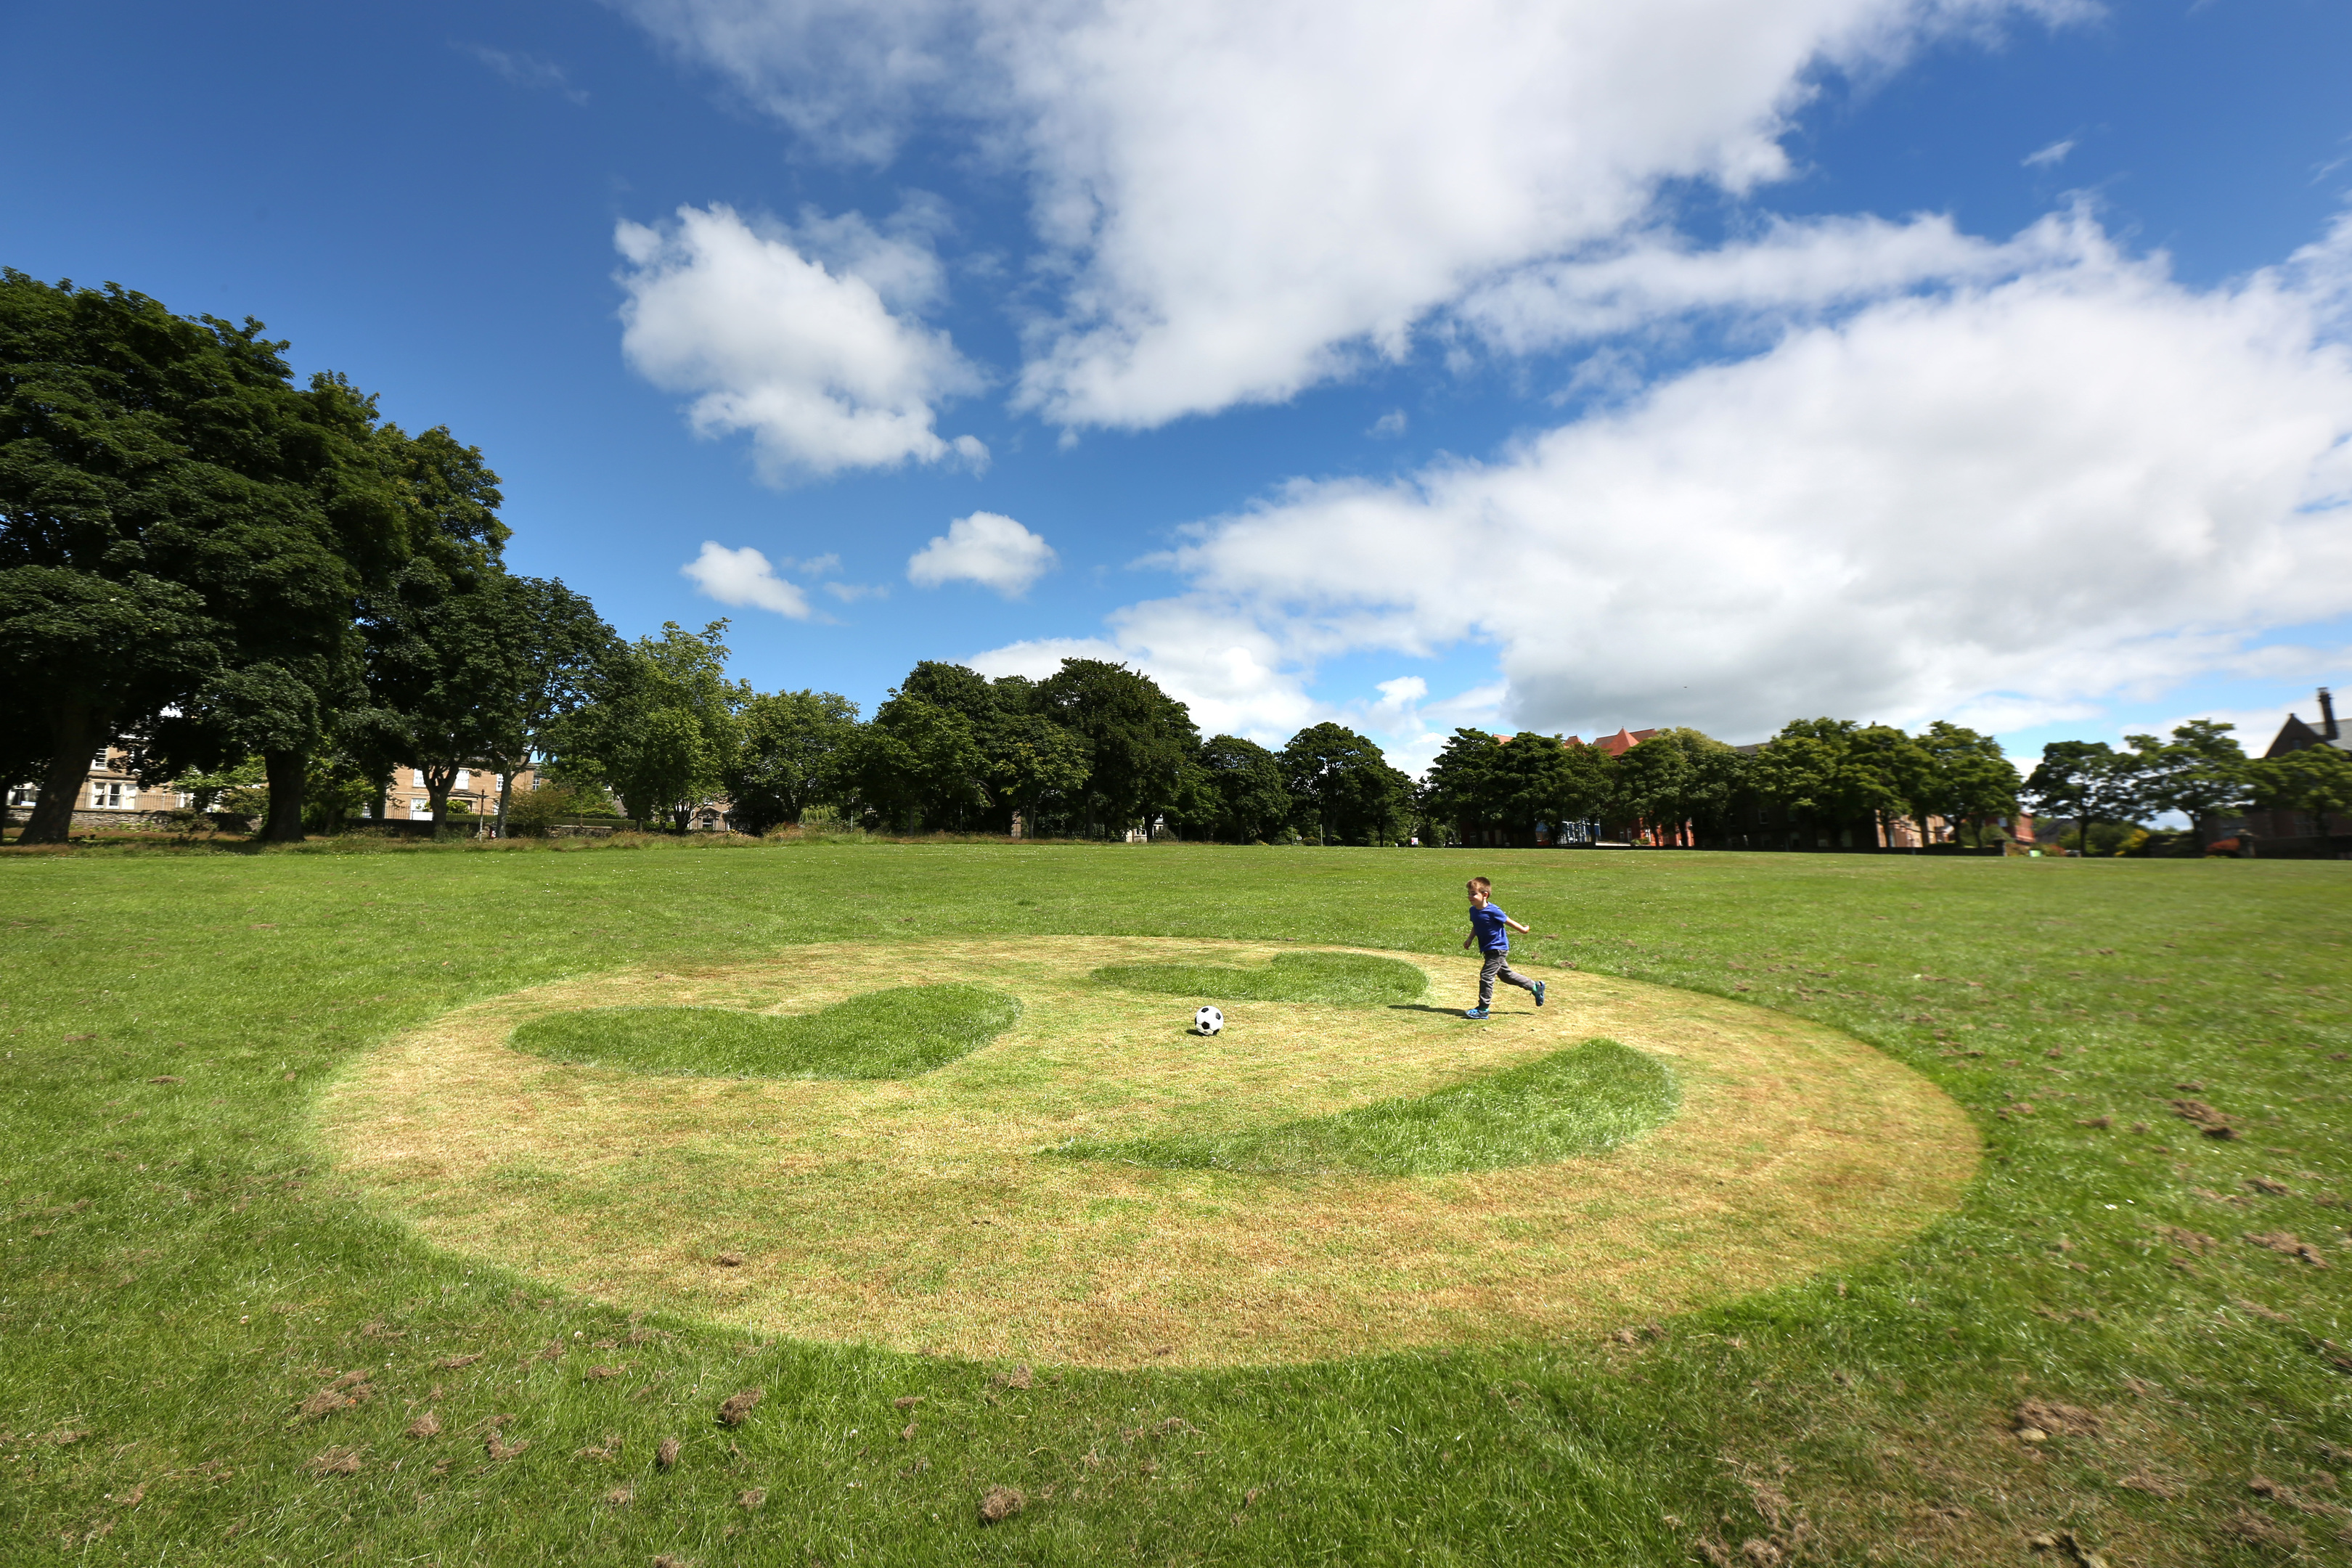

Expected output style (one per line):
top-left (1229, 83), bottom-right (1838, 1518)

top-left (1089, 949), bottom-right (1426, 1005)
top-left (1053, 1038), bottom-right (1674, 1175)
top-left (4, 836), bottom-right (2350, 1564)
top-left (508, 984), bottom-right (1018, 1079)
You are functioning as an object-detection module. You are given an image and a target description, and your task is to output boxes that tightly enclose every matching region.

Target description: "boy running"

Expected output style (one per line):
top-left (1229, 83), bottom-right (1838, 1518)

top-left (1461, 875), bottom-right (1544, 1019)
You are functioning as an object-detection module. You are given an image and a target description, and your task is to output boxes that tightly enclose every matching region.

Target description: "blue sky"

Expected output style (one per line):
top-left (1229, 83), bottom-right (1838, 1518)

top-left (5, 0), bottom-right (2348, 772)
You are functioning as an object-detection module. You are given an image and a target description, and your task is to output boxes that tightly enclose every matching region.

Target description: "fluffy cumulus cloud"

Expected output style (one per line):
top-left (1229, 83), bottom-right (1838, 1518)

top-left (679, 540), bottom-right (814, 617)
top-left (618, 0), bottom-right (2085, 429)
top-left (906, 512), bottom-right (1058, 596)
top-left (984, 222), bottom-right (2352, 746)
top-left (615, 203), bottom-right (987, 479)
top-left (964, 608), bottom-right (1319, 739)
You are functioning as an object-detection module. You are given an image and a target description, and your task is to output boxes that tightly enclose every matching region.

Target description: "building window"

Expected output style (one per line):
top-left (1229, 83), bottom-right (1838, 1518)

top-left (412, 799), bottom-right (430, 815)
top-left (91, 781), bottom-right (128, 809)
top-left (8, 785), bottom-right (36, 807)
top-left (454, 769), bottom-right (470, 790)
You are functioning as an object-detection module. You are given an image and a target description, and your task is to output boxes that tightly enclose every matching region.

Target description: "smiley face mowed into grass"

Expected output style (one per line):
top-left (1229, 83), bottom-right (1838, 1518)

top-left (321, 938), bottom-right (1975, 1367)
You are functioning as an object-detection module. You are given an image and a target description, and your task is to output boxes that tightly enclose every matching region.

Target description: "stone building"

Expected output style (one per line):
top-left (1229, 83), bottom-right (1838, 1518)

top-left (2243, 687), bottom-right (2351, 850)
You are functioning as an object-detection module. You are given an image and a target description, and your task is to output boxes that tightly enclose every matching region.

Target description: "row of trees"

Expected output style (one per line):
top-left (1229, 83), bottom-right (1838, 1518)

top-left (1418, 719), bottom-right (2022, 849)
top-left (1418, 714), bottom-right (2352, 852)
top-left (11, 273), bottom-right (2347, 850)
top-left (2022, 721), bottom-right (2352, 852)
top-left (546, 640), bottom-right (1416, 845)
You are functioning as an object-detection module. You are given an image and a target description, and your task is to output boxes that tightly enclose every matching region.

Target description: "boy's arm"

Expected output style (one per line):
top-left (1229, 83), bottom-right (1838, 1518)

top-left (1508, 915), bottom-right (1532, 934)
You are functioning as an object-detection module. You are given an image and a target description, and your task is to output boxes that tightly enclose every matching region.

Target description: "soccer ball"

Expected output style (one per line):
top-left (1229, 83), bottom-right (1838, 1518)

top-left (1194, 1005), bottom-right (1225, 1037)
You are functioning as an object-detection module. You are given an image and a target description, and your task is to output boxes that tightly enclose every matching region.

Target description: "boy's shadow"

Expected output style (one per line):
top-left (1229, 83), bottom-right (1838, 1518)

top-left (1389, 1003), bottom-right (1469, 1015)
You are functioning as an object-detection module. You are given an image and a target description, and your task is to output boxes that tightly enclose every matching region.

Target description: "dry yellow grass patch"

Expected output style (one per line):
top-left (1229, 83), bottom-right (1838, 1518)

top-left (317, 938), bottom-right (1976, 1367)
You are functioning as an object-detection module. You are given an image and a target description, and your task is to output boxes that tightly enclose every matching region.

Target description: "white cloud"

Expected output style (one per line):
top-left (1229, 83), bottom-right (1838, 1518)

top-left (1368, 410), bottom-right (1408, 439)
top-left (907, 511), bottom-right (1058, 596)
top-left (1024, 216), bottom-right (2352, 743)
top-left (615, 203), bottom-right (987, 480)
top-left (963, 607), bottom-right (1318, 740)
top-left (459, 44), bottom-right (589, 102)
top-left (2022, 136), bottom-right (2075, 168)
top-left (822, 580), bottom-right (887, 602)
top-left (963, 635), bottom-right (1127, 681)
top-left (680, 541), bottom-right (814, 618)
top-left (1455, 208), bottom-right (2096, 355)
top-left (618, 0), bottom-right (2086, 430)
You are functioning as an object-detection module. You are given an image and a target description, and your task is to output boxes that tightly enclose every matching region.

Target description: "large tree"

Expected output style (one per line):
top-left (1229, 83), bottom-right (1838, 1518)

top-left (1914, 721), bottom-right (2020, 845)
top-left (1195, 735), bottom-right (1291, 843)
top-left (847, 693), bottom-right (988, 833)
top-left (1034, 658), bottom-right (1199, 837)
top-left (1421, 729), bottom-right (1512, 844)
top-left (478, 576), bottom-right (619, 836)
top-left (2022, 740), bottom-right (2143, 854)
top-left (549, 621), bottom-right (744, 830)
top-left (356, 427), bottom-right (515, 829)
top-left (2123, 719), bottom-right (2250, 846)
top-left (0, 565), bottom-right (213, 841)
top-left (1611, 728), bottom-right (1744, 846)
top-left (1278, 722), bottom-right (1412, 845)
top-left (1749, 719), bottom-right (1906, 848)
top-left (1, 274), bottom-right (411, 841)
top-left (985, 713), bottom-right (1092, 836)
top-left (728, 688), bottom-right (862, 835)
top-left (1847, 723), bottom-right (1937, 848)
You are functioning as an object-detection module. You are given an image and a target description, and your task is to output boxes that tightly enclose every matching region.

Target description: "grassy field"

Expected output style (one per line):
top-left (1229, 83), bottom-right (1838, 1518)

top-left (2, 838), bottom-right (2348, 1564)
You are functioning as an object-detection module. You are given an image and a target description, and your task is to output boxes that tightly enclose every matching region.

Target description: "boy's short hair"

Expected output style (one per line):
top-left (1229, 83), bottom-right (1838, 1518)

top-left (1466, 876), bottom-right (1493, 895)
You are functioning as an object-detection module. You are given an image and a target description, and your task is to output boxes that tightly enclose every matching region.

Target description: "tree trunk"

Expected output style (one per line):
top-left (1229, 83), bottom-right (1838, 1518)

top-left (496, 765), bottom-right (518, 840)
top-left (19, 702), bottom-right (105, 845)
top-left (422, 763), bottom-right (460, 832)
top-left (259, 748), bottom-right (307, 842)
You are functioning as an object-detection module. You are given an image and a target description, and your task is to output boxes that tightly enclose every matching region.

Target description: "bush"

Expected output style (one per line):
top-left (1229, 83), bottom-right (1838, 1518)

top-left (504, 780), bottom-right (621, 836)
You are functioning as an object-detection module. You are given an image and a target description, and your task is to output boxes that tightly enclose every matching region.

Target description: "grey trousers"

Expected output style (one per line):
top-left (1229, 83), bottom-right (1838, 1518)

top-left (1479, 950), bottom-right (1537, 1006)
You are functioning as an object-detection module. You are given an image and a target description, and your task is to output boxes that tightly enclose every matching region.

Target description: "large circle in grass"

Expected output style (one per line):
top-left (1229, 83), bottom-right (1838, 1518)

top-left (317, 939), bottom-right (1976, 1368)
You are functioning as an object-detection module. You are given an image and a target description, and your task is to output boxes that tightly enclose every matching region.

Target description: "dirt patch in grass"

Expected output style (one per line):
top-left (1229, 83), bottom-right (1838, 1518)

top-left (317, 937), bottom-right (1977, 1368)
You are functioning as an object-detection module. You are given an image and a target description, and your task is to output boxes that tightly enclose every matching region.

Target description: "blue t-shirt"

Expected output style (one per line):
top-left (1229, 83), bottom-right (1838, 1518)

top-left (1470, 903), bottom-right (1512, 954)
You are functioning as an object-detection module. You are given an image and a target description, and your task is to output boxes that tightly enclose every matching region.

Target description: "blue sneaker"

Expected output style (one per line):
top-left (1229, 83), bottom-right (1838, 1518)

top-left (1463, 1006), bottom-right (1490, 1019)
top-left (1533, 981), bottom-right (1547, 1008)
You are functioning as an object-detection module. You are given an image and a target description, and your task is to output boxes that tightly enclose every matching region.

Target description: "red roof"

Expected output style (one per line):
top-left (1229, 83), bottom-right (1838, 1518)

top-left (1593, 727), bottom-right (1658, 757)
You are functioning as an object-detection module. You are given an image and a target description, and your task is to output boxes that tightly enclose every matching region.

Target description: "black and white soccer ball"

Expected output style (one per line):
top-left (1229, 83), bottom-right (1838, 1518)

top-left (1194, 1005), bottom-right (1224, 1037)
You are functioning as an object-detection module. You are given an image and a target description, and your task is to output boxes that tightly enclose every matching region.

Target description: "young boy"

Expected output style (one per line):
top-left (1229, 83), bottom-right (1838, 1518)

top-left (1461, 875), bottom-right (1545, 1019)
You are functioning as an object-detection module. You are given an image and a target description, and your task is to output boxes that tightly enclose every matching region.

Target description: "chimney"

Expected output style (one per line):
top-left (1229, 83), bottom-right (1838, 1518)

top-left (2322, 687), bottom-right (2340, 740)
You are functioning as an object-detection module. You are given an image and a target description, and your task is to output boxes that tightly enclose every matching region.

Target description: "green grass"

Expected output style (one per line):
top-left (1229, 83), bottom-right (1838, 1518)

top-left (1053, 1038), bottom-right (1675, 1175)
top-left (509, 984), bottom-right (1019, 1079)
top-left (3, 836), bottom-right (2351, 1564)
top-left (1089, 948), bottom-right (1427, 1005)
